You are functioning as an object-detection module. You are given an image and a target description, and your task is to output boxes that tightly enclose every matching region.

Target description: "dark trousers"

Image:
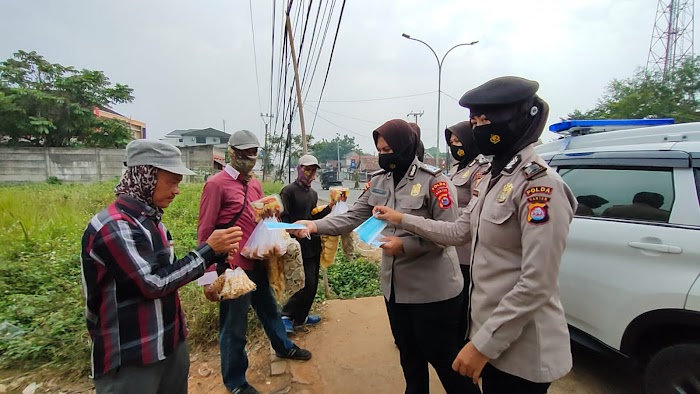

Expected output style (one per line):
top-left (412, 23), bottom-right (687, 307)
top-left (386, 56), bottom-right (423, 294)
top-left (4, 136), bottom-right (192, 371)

top-left (93, 341), bottom-right (189, 394)
top-left (282, 254), bottom-right (320, 325)
top-left (459, 264), bottom-right (471, 344)
top-left (385, 292), bottom-right (480, 394)
top-left (219, 263), bottom-right (294, 391)
top-left (482, 363), bottom-right (551, 394)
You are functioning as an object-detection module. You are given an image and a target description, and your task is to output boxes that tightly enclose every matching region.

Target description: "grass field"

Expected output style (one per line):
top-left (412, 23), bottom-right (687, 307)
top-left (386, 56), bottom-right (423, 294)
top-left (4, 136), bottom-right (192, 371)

top-left (0, 179), bottom-right (379, 377)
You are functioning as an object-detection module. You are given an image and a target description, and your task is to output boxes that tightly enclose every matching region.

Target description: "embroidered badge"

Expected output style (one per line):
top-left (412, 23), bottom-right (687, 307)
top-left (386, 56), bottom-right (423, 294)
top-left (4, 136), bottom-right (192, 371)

top-left (474, 172), bottom-right (484, 185)
top-left (490, 134), bottom-right (501, 144)
top-left (525, 186), bottom-right (553, 197)
top-left (410, 183), bottom-right (422, 197)
top-left (496, 182), bottom-right (513, 203)
top-left (527, 195), bottom-right (550, 203)
top-left (457, 148), bottom-right (465, 157)
top-left (462, 170), bottom-right (472, 179)
top-left (527, 202), bottom-right (549, 224)
top-left (431, 181), bottom-right (453, 209)
top-left (503, 155), bottom-right (522, 174)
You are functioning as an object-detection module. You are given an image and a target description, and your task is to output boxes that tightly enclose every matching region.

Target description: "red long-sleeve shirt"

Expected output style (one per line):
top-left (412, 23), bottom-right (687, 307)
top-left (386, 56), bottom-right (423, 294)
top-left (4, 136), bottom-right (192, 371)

top-left (197, 165), bottom-right (263, 270)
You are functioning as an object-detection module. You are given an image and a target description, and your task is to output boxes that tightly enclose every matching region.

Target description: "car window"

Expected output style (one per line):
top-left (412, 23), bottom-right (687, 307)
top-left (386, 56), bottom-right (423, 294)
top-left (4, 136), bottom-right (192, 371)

top-left (558, 167), bottom-right (674, 223)
top-left (694, 168), bottom-right (700, 207)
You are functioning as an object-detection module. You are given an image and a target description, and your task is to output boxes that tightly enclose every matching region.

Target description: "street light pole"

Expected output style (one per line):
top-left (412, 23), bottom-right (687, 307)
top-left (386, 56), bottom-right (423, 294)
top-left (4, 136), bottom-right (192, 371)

top-left (402, 33), bottom-right (478, 170)
top-left (336, 133), bottom-right (341, 180)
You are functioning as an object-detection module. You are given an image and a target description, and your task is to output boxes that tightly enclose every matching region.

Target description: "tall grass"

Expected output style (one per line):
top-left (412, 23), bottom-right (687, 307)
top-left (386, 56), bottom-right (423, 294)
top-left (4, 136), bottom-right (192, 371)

top-left (0, 179), bottom-right (284, 376)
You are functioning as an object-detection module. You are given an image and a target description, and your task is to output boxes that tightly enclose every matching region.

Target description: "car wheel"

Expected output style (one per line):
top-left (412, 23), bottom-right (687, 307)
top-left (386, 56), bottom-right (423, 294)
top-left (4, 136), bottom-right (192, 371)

top-left (644, 343), bottom-right (700, 394)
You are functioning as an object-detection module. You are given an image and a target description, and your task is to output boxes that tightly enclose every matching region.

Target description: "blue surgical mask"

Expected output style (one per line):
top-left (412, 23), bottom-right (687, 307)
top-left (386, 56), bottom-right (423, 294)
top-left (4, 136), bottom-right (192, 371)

top-left (353, 215), bottom-right (388, 247)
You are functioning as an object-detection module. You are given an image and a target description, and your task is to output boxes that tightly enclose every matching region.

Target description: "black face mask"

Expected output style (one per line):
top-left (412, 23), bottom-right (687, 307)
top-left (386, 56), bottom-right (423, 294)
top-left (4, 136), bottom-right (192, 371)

top-left (379, 152), bottom-right (412, 173)
top-left (472, 122), bottom-right (518, 156)
top-left (450, 145), bottom-right (467, 161)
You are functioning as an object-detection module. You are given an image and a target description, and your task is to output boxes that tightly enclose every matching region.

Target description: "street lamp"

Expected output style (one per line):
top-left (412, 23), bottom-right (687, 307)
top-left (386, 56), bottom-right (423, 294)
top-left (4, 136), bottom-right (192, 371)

top-left (402, 33), bottom-right (478, 170)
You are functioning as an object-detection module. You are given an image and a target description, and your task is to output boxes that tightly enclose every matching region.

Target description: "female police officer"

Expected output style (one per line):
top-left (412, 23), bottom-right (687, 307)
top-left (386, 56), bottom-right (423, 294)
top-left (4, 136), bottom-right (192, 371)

top-left (293, 119), bottom-right (479, 394)
top-left (445, 121), bottom-right (489, 338)
top-left (375, 77), bottom-right (577, 394)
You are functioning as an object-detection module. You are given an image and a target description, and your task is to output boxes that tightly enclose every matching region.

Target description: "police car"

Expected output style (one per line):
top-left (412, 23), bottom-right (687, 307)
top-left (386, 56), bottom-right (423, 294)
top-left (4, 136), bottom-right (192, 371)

top-left (536, 119), bottom-right (700, 394)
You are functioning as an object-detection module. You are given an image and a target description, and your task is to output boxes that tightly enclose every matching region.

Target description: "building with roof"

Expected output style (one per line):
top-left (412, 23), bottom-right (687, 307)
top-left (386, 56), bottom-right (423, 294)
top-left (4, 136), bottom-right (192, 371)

top-left (93, 106), bottom-right (146, 139)
top-left (161, 128), bottom-right (231, 147)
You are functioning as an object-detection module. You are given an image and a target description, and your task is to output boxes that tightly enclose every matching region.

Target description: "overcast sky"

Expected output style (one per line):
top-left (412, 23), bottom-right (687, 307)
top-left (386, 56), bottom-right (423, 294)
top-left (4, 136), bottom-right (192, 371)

top-left (1, 0), bottom-right (697, 154)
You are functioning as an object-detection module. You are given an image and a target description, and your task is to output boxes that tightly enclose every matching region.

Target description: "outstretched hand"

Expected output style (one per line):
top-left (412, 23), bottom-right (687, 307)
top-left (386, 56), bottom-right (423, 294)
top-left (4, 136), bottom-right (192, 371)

top-left (372, 206), bottom-right (404, 225)
top-left (288, 220), bottom-right (317, 239)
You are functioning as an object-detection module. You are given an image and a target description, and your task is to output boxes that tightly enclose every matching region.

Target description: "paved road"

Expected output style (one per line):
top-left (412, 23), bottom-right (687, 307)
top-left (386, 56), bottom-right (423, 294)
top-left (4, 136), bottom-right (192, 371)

top-left (313, 180), bottom-right (365, 204)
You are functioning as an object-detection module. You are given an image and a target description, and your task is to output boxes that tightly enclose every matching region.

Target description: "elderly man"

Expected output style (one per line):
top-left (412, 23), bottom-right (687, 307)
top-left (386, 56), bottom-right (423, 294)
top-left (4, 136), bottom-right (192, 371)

top-left (81, 140), bottom-right (242, 394)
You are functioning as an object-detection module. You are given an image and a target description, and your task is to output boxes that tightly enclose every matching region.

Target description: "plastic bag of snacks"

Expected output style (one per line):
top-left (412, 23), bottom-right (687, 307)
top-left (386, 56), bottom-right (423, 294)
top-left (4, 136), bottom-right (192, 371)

top-left (266, 237), bottom-right (305, 300)
top-left (209, 268), bottom-right (256, 301)
top-left (320, 235), bottom-right (340, 268)
top-left (329, 186), bottom-right (350, 203)
top-left (251, 195), bottom-right (284, 222)
top-left (241, 217), bottom-right (289, 260)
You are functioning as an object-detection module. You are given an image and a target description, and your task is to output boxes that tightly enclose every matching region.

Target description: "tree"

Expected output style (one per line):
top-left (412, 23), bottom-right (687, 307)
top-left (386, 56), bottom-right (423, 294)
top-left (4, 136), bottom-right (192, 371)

top-left (569, 57), bottom-right (700, 122)
top-left (309, 135), bottom-right (362, 163)
top-left (267, 132), bottom-right (315, 181)
top-left (0, 50), bottom-right (134, 148)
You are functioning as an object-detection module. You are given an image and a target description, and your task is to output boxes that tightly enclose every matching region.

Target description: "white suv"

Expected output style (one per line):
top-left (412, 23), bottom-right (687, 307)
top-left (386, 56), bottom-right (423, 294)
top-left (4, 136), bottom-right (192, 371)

top-left (536, 119), bottom-right (700, 394)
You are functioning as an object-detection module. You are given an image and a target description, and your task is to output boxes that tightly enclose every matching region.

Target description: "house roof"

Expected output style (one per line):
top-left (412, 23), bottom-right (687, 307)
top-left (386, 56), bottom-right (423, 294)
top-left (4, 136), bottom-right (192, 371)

top-left (166, 128), bottom-right (231, 139)
top-left (98, 106), bottom-right (124, 117)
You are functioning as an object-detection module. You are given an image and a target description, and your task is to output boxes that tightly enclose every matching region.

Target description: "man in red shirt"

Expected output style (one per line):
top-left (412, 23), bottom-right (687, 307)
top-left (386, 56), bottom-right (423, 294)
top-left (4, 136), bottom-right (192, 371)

top-left (198, 130), bottom-right (311, 394)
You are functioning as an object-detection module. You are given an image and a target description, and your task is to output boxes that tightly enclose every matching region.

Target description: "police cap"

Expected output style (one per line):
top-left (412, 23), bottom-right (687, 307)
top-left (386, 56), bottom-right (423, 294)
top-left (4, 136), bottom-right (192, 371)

top-left (459, 76), bottom-right (539, 108)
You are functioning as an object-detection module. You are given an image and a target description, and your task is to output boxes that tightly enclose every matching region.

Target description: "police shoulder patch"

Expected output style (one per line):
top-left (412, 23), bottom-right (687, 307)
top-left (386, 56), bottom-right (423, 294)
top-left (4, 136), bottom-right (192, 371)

top-left (370, 169), bottom-right (388, 178)
top-left (523, 162), bottom-right (547, 180)
top-left (420, 163), bottom-right (442, 176)
top-left (430, 180), bottom-right (453, 209)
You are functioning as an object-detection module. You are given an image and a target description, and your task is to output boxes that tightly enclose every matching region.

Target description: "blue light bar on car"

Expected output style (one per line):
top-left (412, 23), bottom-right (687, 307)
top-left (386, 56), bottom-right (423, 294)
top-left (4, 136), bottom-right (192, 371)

top-left (549, 118), bottom-right (675, 133)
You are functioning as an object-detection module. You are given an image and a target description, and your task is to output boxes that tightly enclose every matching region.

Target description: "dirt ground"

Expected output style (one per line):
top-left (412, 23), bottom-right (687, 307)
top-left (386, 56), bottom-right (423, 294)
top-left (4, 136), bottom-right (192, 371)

top-left (1, 296), bottom-right (643, 394)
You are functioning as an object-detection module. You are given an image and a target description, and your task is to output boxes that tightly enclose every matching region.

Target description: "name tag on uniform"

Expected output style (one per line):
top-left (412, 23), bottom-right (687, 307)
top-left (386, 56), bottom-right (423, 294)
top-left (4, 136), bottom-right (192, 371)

top-left (371, 188), bottom-right (387, 195)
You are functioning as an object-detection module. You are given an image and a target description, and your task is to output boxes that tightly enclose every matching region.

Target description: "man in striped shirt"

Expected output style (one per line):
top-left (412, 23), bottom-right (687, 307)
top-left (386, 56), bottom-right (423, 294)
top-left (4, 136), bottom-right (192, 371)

top-left (81, 140), bottom-right (242, 394)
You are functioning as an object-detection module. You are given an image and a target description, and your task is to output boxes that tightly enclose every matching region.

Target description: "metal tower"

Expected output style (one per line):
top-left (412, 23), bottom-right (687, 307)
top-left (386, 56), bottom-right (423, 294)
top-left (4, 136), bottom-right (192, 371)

top-left (647, 0), bottom-right (695, 79)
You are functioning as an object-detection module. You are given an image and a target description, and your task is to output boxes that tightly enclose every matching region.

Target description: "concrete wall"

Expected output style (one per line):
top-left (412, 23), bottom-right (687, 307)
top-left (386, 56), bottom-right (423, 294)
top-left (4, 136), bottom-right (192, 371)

top-left (0, 146), bottom-right (216, 183)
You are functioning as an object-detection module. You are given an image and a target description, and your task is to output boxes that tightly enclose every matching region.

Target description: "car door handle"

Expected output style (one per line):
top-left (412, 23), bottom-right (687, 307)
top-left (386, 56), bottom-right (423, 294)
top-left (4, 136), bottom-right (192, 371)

top-left (628, 242), bottom-right (683, 254)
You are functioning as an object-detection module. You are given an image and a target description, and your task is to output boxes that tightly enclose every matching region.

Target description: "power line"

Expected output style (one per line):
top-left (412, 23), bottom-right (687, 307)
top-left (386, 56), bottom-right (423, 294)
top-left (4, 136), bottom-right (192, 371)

top-left (309, 0), bottom-right (347, 137)
top-left (302, 0), bottom-right (334, 97)
top-left (248, 0), bottom-right (262, 113)
top-left (307, 90), bottom-right (436, 103)
top-left (299, 0), bottom-right (323, 90)
top-left (313, 107), bottom-right (380, 124)
top-left (268, 0), bottom-right (276, 114)
top-left (304, 105), bottom-right (373, 139)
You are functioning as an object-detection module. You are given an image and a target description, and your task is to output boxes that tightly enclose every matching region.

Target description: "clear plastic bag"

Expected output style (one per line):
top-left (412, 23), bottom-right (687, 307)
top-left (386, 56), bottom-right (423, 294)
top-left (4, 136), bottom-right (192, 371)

top-left (210, 267), bottom-right (257, 300)
top-left (250, 195), bottom-right (284, 222)
top-left (267, 237), bottom-right (305, 300)
top-left (240, 217), bottom-right (289, 260)
top-left (329, 186), bottom-right (350, 203)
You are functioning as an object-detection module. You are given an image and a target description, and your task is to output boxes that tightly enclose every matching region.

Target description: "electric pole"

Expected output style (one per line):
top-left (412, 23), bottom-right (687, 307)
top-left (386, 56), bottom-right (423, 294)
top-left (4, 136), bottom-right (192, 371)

top-left (407, 110), bottom-right (424, 125)
top-left (260, 113), bottom-right (274, 181)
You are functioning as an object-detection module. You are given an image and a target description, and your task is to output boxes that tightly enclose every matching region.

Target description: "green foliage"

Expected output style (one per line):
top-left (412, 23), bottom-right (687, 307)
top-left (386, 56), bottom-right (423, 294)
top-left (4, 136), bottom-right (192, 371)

top-left (570, 56), bottom-right (700, 122)
top-left (0, 50), bottom-right (135, 148)
top-left (308, 135), bottom-right (363, 163)
top-left (324, 251), bottom-right (381, 299)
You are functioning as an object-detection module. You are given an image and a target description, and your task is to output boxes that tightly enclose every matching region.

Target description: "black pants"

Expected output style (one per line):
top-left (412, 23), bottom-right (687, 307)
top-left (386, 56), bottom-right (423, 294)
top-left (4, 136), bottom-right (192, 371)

top-left (282, 254), bottom-right (320, 325)
top-left (459, 264), bottom-right (471, 344)
top-left (385, 292), bottom-right (480, 394)
top-left (482, 364), bottom-right (550, 394)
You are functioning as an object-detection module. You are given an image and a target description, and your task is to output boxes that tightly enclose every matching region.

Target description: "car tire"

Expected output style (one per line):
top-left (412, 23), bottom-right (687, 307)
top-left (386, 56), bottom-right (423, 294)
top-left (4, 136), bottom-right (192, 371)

top-left (644, 343), bottom-right (700, 394)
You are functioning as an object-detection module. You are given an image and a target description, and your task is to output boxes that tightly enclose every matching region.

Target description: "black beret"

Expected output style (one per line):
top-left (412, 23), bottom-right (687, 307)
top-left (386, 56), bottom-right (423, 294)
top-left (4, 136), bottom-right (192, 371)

top-left (459, 76), bottom-right (539, 108)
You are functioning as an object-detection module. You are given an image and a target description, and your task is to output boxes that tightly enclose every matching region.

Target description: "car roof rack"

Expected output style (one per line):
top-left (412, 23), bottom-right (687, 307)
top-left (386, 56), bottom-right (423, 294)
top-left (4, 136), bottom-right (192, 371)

top-left (549, 118), bottom-right (675, 136)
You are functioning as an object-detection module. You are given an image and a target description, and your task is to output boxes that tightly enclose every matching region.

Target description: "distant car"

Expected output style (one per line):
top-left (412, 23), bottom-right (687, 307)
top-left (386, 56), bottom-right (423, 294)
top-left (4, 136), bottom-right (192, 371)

top-left (320, 171), bottom-right (343, 190)
top-left (537, 118), bottom-right (700, 394)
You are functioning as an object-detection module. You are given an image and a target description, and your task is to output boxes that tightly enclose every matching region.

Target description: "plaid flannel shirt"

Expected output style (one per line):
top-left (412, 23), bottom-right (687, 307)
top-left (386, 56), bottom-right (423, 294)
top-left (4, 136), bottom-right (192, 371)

top-left (80, 195), bottom-right (214, 377)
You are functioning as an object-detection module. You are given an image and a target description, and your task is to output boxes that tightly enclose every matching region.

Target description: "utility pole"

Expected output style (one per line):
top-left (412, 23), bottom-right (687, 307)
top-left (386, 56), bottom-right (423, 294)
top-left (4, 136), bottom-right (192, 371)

top-left (222, 119), bottom-right (226, 133)
top-left (407, 110), bottom-right (424, 125)
top-left (285, 14), bottom-right (308, 154)
top-left (260, 113), bottom-right (274, 181)
top-left (336, 133), bottom-right (341, 180)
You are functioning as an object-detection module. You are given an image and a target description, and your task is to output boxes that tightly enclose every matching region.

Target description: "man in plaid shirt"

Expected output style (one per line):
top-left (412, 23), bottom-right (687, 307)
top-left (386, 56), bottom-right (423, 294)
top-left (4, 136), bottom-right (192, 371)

top-left (81, 140), bottom-right (242, 394)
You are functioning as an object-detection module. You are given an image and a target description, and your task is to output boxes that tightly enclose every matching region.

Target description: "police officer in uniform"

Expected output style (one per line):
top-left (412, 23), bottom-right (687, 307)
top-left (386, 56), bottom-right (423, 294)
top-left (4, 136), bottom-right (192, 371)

top-left (375, 77), bottom-right (577, 394)
top-left (445, 121), bottom-right (490, 339)
top-left (293, 119), bottom-right (479, 394)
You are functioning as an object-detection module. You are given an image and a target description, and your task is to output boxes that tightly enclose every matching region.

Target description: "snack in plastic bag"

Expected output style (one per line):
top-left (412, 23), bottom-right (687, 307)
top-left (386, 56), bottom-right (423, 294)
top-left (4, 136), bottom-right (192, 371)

top-left (266, 237), bottom-right (305, 300)
top-left (251, 195), bottom-right (284, 222)
top-left (329, 187), bottom-right (350, 203)
top-left (320, 235), bottom-right (340, 268)
top-left (241, 217), bottom-right (289, 259)
top-left (210, 267), bottom-right (256, 300)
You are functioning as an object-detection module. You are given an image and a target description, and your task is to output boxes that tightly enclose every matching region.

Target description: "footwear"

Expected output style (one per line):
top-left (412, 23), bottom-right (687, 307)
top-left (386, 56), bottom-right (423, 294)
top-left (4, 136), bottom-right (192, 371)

top-left (282, 316), bottom-right (294, 333)
top-left (304, 314), bottom-right (321, 325)
top-left (276, 345), bottom-right (312, 361)
top-left (231, 383), bottom-right (259, 394)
